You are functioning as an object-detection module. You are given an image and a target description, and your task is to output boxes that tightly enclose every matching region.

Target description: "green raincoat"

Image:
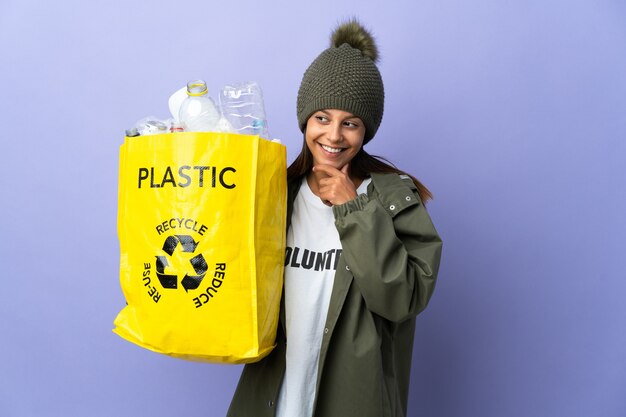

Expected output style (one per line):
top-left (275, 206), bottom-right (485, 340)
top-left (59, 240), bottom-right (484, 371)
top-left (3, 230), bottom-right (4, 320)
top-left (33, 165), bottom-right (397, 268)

top-left (228, 172), bottom-right (443, 417)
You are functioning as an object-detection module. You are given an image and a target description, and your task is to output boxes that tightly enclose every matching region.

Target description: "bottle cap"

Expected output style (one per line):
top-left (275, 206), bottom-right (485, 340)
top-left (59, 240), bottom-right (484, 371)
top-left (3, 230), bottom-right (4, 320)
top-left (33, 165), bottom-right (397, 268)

top-left (186, 80), bottom-right (208, 97)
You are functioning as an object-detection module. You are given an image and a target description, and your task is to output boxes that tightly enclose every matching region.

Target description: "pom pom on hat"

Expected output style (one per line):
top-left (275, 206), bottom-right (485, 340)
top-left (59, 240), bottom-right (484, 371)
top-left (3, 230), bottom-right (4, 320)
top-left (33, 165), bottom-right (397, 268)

top-left (331, 19), bottom-right (379, 63)
top-left (297, 19), bottom-right (385, 143)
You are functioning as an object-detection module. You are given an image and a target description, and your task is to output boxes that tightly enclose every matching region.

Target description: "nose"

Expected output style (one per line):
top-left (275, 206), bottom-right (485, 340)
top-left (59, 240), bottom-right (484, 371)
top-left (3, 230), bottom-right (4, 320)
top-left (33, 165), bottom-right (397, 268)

top-left (327, 121), bottom-right (343, 143)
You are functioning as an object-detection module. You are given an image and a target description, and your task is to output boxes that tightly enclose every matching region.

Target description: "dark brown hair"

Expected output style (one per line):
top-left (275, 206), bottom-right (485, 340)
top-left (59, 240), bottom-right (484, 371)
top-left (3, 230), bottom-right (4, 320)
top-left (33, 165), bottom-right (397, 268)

top-left (287, 136), bottom-right (433, 203)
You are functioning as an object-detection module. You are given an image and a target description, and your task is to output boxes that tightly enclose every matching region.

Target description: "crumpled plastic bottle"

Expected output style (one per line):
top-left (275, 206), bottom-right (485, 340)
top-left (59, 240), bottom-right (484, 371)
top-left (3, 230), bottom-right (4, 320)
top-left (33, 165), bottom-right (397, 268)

top-left (219, 81), bottom-right (269, 138)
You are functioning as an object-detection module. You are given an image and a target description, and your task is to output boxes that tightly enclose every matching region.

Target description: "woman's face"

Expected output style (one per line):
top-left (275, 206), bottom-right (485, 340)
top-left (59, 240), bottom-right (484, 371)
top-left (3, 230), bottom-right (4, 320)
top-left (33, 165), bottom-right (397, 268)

top-left (305, 109), bottom-right (366, 171)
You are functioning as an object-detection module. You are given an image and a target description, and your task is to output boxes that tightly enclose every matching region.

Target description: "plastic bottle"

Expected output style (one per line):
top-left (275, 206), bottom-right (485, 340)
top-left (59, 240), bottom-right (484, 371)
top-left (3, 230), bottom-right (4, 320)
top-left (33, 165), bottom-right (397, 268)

top-left (168, 119), bottom-right (184, 133)
top-left (219, 81), bottom-right (269, 138)
top-left (130, 116), bottom-right (169, 136)
top-left (178, 80), bottom-right (220, 132)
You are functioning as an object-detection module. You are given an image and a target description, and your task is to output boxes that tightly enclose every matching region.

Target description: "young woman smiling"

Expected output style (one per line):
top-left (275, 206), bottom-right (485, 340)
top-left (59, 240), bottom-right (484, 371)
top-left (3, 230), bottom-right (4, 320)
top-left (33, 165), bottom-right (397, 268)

top-left (228, 19), bottom-right (443, 417)
top-left (305, 109), bottom-right (366, 205)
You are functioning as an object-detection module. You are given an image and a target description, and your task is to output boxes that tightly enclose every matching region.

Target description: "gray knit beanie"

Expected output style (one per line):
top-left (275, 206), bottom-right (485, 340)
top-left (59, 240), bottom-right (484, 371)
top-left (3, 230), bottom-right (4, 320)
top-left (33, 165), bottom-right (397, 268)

top-left (297, 19), bottom-right (385, 143)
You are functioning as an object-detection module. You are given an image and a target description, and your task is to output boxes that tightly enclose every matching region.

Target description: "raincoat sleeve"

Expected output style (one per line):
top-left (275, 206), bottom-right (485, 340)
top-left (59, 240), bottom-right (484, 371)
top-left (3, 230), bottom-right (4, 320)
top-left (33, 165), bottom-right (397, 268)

top-left (332, 174), bottom-right (442, 322)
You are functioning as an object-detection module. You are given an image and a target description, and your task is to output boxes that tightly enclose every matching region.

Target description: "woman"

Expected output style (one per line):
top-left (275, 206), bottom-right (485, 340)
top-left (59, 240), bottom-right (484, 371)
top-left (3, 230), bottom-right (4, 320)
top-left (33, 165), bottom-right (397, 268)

top-left (228, 19), bottom-right (442, 417)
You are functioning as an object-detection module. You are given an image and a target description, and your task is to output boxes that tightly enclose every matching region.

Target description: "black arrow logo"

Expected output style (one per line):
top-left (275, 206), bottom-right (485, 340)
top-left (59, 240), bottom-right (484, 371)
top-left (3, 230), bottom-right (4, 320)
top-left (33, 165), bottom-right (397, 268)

top-left (155, 256), bottom-right (177, 288)
top-left (181, 254), bottom-right (208, 292)
top-left (162, 235), bottom-right (199, 255)
top-left (156, 235), bottom-right (206, 291)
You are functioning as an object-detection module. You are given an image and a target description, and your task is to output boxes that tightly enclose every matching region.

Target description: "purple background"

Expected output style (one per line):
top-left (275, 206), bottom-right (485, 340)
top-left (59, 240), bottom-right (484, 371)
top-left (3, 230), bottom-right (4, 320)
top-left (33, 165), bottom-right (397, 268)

top-left (1, 1), bottom-right (625, 416)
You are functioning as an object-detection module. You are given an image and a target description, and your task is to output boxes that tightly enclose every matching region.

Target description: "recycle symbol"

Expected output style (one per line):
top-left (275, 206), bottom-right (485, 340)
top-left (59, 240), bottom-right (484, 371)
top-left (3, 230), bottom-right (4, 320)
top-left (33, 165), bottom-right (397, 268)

top-left (155, 235), bottom-right (208, 292)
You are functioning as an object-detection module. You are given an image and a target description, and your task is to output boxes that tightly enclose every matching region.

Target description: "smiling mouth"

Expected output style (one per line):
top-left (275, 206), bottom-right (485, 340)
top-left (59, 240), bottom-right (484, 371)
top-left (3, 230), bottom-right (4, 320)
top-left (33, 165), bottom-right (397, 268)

top-left (320, 144), bottom-right (344, 154)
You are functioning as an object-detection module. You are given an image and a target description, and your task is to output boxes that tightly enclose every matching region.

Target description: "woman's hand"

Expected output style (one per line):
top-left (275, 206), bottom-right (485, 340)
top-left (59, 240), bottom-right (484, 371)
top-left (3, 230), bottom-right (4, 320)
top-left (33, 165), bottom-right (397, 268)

top-left (311, 164), bottom-right (358, 206)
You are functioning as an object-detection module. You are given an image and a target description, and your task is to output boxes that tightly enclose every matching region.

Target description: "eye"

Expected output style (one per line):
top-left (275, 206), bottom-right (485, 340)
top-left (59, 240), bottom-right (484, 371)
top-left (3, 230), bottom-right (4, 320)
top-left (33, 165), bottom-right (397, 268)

top-left (315, 115), bottom-right (329, 123)
top-left (343, 120), bottom-right (360, 128)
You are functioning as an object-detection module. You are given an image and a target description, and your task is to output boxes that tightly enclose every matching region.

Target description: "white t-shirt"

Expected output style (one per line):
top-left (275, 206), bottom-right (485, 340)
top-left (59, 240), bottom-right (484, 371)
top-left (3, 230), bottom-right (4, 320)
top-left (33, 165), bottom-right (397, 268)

top-left (276, 176), bottom-right (371, 417)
